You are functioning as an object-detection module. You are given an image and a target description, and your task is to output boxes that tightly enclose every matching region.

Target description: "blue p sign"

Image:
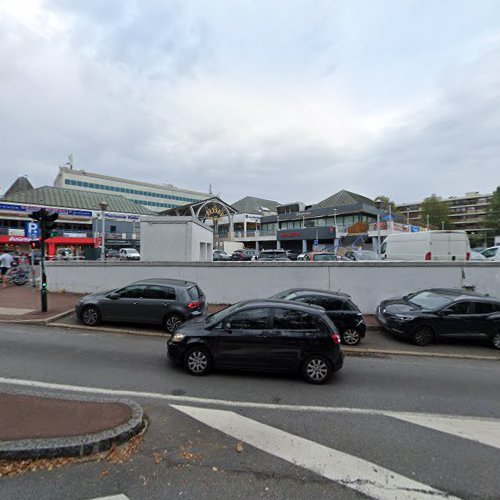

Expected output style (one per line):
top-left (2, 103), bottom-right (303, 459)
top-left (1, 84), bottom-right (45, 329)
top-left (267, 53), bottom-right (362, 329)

top-left (25, 222), bottom-right (40, 238)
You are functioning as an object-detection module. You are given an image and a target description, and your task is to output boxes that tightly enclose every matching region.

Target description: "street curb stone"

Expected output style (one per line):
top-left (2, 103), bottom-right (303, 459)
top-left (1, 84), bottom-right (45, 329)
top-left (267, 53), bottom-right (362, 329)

top-left (0, 388), bottom-right (145, 460)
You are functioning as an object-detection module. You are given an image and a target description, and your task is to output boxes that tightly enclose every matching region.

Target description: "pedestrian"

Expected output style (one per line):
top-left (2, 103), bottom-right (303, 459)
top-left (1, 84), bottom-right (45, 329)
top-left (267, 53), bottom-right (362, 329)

top-left (0, 248), bottom-right (14, 289)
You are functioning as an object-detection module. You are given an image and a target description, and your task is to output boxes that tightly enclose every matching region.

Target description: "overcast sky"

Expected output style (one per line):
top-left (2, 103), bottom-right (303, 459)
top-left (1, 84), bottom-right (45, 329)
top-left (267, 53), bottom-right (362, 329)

top-left (1, 0), bottom-right (499, 205)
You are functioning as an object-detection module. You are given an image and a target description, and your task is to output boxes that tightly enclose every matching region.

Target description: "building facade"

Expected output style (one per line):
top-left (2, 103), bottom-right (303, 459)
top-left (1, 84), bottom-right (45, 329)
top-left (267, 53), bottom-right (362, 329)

top-left (54, 166), bottom-right (211, 212)
top-left (397, 191), bottom-right (493, 237)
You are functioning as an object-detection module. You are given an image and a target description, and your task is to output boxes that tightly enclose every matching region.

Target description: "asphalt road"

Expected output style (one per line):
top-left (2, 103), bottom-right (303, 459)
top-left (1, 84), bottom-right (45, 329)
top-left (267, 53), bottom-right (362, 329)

top-left (0, 323), bottom-right (499, 500)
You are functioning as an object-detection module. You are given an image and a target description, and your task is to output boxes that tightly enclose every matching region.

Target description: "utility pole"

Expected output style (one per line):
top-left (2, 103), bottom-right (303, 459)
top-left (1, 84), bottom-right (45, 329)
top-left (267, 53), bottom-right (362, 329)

top-left (29, 209), bottom-right (59, 312)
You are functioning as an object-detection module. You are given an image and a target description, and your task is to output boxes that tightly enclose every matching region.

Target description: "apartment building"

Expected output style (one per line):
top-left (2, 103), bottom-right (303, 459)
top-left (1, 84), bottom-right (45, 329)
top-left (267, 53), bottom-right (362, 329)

top-left (397, 191), bottom-right (493, 235)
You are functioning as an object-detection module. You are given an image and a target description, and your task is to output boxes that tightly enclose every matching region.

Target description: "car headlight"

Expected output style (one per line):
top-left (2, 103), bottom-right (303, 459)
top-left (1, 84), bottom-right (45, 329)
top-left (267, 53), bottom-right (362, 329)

top-left (394, 314), bottom-right (414, 321)
top-left (171, 333), bottom-right (186, 342)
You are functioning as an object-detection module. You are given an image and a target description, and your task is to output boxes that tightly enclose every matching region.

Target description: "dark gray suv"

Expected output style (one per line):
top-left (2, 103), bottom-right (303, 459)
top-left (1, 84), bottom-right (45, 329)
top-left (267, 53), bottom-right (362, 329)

top-left (75, 278), bottom-right (207, 333)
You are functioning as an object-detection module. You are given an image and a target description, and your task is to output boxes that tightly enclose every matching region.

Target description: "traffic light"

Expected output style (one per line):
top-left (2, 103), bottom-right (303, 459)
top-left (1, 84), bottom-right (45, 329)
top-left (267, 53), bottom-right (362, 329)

top-left (29, 208), bottom-right (59, 241)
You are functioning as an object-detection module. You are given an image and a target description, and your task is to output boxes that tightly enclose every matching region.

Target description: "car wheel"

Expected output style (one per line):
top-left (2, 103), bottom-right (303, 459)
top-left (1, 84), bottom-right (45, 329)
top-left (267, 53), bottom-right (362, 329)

top-left (412, 325), bottom-right (433, 346)
top-left (492, 332), bottom-right (500, 350)
top-left (302, 356), bottom-right (332, 384)
top-left (342, 328), bottom-right (361, 346)
top-left (81, 306), bottom-right (101, 326)
top-left (163, 314), bottom-right (184, 333)
top-left (184, 347), bottom-right (212, 376)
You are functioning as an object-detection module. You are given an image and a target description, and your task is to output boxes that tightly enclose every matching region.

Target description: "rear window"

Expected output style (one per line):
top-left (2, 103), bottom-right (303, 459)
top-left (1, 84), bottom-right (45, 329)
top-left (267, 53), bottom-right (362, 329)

top-left (187, 285), bottom-right (203, 300)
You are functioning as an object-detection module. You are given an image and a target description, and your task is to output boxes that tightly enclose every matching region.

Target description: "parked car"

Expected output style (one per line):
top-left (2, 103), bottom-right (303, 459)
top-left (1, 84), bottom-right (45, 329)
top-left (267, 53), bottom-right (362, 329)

top-left (231, 249), bottom-right (258, 261)
top-left (271, 289), bottom-right (366, 345)
top-left (303, 252), bottom-right (338, 262)
top-left (76, 278), bottom-right (207, 333)
top-left (469, 251), bottom-right (486, 261)
top-left (167, 299), bottom-right (344, 383)
top-left (106, 249), bottom-right (120, 259)
top-left (344, 250), bottom-right (380, 261)
top-left (481, 246), bottom-right (500, 261)
top-left (284, 249), bottom-right (300, 261)
top-left (258, 249), bottom-right (290, 261)
top-left (380, 231), bottom-right (470, 261)
top-left (376, 288), bottom-right (500, 349)
top-left (119, 248), bottom-right (140, 260)
top-left (213, 250), bottom-right (231, 261)
top-left (296, 252), bottom-right (307, 261)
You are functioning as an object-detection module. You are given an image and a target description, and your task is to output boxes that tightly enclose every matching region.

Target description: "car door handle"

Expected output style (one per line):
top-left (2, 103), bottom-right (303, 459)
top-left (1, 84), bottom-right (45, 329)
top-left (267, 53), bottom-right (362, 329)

top-left (132, 302), bottom-right (139, 305)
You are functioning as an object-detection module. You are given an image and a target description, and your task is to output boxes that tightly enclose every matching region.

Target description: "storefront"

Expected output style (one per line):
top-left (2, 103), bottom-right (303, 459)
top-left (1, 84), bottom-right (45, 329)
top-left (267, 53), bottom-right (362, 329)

top-left (277, 226), bottom-right (337, 252)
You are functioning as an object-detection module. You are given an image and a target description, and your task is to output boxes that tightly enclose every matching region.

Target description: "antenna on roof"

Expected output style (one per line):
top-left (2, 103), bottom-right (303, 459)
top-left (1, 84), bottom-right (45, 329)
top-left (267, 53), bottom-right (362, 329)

top-left (209, 184), bottom-right (213, 195)
top-left (66, 154), bottom-right (74, 169)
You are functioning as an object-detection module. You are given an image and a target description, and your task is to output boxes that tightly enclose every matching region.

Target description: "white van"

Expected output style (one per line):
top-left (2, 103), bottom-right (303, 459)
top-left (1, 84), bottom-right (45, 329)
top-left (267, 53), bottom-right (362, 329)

top-left (119, 248), bottom-right (141, 261)
top-left (380, 231), bottom-right (471, 261)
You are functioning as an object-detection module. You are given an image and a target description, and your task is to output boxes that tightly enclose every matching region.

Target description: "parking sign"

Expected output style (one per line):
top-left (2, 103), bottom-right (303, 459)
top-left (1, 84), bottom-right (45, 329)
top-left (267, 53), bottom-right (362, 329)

top-left (24, 221), bottom-right (40, 238)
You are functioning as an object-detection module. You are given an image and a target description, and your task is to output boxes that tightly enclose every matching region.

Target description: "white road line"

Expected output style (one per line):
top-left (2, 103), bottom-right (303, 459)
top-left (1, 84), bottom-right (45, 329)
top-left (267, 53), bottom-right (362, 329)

top-left (172, 405), bottom-right (461, 500)
top-left (0, 375), bottom-right (499, 450)
top-left (386, 412), bottom-right (500, 451)
top-left (87, 495), bottom-right (130, 500)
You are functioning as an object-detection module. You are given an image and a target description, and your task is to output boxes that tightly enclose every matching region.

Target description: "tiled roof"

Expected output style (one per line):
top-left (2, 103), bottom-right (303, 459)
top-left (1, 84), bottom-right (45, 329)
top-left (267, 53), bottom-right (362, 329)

top-left (313, 190), bottom-right (374, 209)
top-left (4, 176), bottom-right (34, 197)
top-left (1, 185), bottom-right (155, 215)
top-left (232, 196), bottom-right (281, 214)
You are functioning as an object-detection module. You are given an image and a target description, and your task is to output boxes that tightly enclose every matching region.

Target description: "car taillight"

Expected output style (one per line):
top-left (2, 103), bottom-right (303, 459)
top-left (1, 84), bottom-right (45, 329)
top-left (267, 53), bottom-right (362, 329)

top-left (466, 252), bottom-right (471, 261)
top-left (425, 252), bottom-right (432, 261)
top-left (330, 333), bottom-right (341, 345)
top-left (187, 301), bottom-right (201, 310)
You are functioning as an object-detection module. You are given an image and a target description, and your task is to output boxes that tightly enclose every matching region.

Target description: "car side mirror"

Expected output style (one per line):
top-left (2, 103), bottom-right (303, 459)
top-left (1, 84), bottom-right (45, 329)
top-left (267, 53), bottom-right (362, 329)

top-left (223, 322), bottom-right (232, 332)
top-left (108, 292), bottom-right (119, 300)
top-left (439, 309), bottom-right (450, 317)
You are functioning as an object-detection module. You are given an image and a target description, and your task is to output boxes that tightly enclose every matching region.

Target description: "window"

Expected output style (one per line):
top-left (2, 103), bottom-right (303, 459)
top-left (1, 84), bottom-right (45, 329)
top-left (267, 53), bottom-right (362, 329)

top-left (144, 285), bottom-right (176, 300)
top-left (110, 225), bottom-right (117, 233)
top-left (273, 308), bottom-right (318, 330)
top-left (473, 302), bottom-right (495, 314)
top-left (226, 308), bottom-right (269, 330)
top-left (118, 285), bottom-right (145, 298)
top-left (482, 248), bottom-right (498, 258)
top-left (444, 302), bottom-right (471, 314)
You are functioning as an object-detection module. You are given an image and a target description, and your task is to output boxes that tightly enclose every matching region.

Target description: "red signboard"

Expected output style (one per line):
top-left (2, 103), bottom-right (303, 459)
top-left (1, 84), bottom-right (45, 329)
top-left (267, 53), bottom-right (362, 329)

top-left (280, 231), bottom-right (301, 238)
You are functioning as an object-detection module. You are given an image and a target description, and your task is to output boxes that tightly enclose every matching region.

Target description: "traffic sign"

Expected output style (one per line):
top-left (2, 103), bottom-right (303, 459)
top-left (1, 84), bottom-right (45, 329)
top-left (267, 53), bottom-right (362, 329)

top-left (24, 221), bottom-right (40, 238)
top-left (313, 239), bottom-right (319, 246)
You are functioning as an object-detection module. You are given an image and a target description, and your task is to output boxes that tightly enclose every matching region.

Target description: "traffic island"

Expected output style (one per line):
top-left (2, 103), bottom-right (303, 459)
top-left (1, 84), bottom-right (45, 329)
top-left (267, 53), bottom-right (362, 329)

top-left (0, 391), bottom-right (144, 460)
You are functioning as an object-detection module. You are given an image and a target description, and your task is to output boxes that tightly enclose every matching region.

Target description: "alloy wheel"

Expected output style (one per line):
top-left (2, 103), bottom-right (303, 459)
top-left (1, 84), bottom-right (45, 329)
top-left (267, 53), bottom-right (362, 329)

top-left (187, 351), bottom-right (208, 373)
top-left (306, 358), bottom-right (328, 382)
top-left (165, 315), bottom-right (183, 333)
top-left (83, 307), bottom-right (99, 325)
top-left (414, 327), bottom-right (432, 346)
top-left (342, 329), bottom-right (361, 345)
top-left (493, 333), bottom-right (500, 350)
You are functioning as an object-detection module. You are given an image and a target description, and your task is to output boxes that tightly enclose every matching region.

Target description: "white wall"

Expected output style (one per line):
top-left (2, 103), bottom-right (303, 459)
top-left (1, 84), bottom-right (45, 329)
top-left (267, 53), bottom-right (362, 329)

top-left (46, 261), bottom-right (500, 313)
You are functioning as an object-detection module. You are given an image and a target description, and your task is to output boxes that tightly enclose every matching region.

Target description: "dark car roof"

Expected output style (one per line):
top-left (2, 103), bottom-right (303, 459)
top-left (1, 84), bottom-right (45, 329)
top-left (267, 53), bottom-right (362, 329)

top-left (423, 288), bottom-right (497, 301)
top-left (132, 278), bottom-right (198, 288)
top-left (279, 288), bottom-right (351, 299)
top-left (236, 298), bottom-right (326, 314)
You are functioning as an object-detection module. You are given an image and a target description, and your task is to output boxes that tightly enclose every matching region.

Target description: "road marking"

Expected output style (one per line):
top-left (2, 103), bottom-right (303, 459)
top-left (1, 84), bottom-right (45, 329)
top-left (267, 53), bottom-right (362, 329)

top-left (386, 412), bottom-right (500, 451)
top-left (1, 375), bottom-right (499, 450)
top-left (172, 405), bottom-right (461, 500)
top-left (87, 496), bottom-right (130, 500)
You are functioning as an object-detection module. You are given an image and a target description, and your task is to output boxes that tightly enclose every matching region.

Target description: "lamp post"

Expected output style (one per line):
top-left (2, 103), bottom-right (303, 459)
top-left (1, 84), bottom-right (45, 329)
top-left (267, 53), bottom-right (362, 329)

top-left (98, 201), bottom-right (108, 262)
top-left (374, 198), bottom-right (383, 254)
top-left (441, 220), bottom-right (445, 230)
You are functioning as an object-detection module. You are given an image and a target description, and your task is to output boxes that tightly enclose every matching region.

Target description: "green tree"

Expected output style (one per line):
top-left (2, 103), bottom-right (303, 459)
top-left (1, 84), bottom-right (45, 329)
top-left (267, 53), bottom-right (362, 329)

top-left (419, 194), bottom-right (450, 229)
top-left (485, 186), bottom-right (500, 236)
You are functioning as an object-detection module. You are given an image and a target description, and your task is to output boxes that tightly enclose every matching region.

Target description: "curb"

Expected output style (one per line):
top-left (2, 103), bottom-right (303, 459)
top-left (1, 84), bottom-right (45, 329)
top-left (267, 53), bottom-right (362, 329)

top-left (0, 390), bottom-right (145, 460)
top-left (0, 309), bottom-right (75, 326)
top-left (343, 347), bottom-right (500, 361)
top-left (49, 321), bottom-right (169, 338)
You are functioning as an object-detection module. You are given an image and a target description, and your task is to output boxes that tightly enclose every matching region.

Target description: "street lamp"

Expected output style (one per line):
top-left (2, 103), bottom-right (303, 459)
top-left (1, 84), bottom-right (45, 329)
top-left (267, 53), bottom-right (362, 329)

top-left (374, 198), bottom-right (383, 254)
top-left (98, 201), bottom-right (108, 262)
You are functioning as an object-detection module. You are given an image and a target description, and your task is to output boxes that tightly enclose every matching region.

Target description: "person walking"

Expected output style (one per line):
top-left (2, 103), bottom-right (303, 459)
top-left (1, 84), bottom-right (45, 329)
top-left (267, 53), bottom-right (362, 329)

top-left (0, 248), bottom-right (14, 288)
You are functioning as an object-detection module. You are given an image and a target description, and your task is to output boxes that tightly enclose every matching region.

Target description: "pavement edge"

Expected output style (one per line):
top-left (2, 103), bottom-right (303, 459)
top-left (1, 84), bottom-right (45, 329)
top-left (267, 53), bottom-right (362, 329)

top-left (0, 390), bottom-right (145, 461)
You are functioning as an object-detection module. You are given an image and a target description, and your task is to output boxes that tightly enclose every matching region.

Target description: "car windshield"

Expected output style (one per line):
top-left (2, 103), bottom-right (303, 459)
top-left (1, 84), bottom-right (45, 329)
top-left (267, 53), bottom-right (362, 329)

top-left (407, 291), bottom-right (454, 309)
top-left (206, 303), bottom-right (241, 324)
top-left (314, 254), bottom-right (337, 261)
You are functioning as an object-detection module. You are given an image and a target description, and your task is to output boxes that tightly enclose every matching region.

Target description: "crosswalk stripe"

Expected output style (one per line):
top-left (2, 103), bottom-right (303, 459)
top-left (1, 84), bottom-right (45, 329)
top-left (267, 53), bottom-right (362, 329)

top-left (385, 412), bottom-right (500, 451)
top-left (172, 404), bottom-right (462, 500)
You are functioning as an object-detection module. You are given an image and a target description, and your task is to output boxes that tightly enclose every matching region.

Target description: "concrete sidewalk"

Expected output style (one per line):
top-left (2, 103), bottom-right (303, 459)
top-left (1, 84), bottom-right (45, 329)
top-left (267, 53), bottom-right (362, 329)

top-left (0, 286), bottom-right (83, 322)
top-left (0, 391), bottom-right (144, 460)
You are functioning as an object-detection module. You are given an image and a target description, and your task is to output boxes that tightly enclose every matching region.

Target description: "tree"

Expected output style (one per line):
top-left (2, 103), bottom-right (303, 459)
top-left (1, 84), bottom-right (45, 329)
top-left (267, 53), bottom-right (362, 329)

top-left (374, 195), bottom-right (397, 212)
top-left (484, 186), bottom-right (500, 236)
top-left (419, 194), bottom-right (450, 229)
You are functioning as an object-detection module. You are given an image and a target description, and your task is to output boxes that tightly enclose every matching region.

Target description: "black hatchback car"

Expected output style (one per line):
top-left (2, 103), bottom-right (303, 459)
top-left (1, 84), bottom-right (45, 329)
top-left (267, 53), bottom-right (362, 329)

top-left (76, 278), bottom-right (207, 333)
top-left (167, 299), bottom-right (344, 384)
top-left (271, 289), bottom-right (366, 345)
top-left (376, 288), bottom-right (500, 348)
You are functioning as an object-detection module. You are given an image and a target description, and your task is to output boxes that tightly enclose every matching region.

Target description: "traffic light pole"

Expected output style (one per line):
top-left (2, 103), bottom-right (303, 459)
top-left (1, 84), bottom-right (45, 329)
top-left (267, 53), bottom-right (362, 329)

top-left (40, 238), bottom-right (47, 312)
